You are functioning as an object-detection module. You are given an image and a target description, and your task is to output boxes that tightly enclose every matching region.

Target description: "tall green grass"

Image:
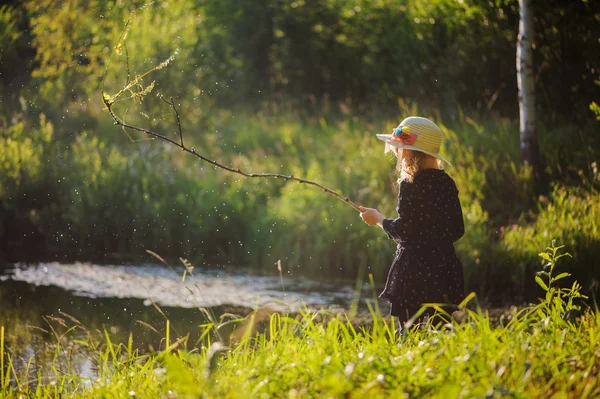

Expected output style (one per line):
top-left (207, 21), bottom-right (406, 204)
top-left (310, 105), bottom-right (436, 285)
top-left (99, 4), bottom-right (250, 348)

top-left (1, 244), bottom-right (598, 398)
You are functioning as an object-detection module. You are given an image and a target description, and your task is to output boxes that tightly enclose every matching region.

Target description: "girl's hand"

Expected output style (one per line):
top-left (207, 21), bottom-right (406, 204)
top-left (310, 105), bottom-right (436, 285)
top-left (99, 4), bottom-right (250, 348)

top-left (359, 206), bottom-right (385, 226)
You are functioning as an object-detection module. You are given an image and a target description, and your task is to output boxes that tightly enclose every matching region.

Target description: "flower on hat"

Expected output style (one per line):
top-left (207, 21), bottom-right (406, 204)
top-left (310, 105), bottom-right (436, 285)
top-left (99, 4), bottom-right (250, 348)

top-left (392, 126), bottom-right (417, 145)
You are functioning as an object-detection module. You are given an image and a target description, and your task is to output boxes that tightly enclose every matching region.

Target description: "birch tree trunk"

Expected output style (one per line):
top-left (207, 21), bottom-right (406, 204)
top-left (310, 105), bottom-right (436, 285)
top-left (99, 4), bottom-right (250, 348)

top-left (517, 0), bottom-right (541, 173)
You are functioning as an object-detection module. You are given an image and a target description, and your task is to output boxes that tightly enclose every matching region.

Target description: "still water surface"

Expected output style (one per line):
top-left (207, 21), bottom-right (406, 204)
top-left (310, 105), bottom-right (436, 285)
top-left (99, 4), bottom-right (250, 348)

top-left (1, 262), bottom-right (378, 347)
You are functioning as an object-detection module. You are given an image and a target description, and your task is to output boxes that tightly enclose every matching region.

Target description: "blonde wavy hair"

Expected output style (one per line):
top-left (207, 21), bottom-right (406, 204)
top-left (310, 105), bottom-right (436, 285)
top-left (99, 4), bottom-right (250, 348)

top-left (392, 148), bottom-right (441, 183)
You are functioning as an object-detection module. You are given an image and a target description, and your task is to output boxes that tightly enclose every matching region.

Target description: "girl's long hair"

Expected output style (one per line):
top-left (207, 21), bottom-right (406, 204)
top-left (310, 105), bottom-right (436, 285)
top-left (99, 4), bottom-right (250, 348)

top-left (393, 149), bottom-right (441, 183)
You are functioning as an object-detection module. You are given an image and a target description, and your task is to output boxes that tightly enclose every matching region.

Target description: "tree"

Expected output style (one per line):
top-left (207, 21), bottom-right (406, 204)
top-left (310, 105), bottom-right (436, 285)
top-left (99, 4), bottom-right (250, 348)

top-left (517, 0), bottom-right (541, 177)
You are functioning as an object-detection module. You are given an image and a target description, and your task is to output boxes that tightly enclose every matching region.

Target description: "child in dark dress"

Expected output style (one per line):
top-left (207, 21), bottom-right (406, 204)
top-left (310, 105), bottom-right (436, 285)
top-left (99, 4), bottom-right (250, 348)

top-left (359, 116), bottom-right (465, 325)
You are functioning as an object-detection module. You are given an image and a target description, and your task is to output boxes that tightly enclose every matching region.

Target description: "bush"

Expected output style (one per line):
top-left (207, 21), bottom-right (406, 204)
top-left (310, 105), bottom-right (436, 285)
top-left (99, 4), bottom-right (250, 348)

top-left (502, 184), bottom-right (600, 295)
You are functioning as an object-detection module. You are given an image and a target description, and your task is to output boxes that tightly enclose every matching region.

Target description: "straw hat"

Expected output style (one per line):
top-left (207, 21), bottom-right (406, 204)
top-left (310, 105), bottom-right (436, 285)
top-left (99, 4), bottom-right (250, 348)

top-left (376, 116), bottom-right (451, 165)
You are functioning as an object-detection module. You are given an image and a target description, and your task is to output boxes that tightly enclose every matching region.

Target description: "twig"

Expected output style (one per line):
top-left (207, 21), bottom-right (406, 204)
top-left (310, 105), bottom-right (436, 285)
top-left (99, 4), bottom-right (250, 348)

top-left (159, 95), bottom-right (184, 148)
top-left (104, 99), bottom-right (360, 211)
top-left (101, 9), bottom-right (360, 212)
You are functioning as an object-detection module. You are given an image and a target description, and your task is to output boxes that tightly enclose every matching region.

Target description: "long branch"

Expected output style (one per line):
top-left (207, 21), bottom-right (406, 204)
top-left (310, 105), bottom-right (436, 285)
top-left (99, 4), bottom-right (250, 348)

top-left (103, 98), bottom-right (361, 212)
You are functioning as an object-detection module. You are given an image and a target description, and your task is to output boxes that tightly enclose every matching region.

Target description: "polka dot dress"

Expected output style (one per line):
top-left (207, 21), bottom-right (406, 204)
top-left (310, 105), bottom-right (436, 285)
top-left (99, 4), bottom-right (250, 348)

top-left (379, 168), bottom-right (465, 322)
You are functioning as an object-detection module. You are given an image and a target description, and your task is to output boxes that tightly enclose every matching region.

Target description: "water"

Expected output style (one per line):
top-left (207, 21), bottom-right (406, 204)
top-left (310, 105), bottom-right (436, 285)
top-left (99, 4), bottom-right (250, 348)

top-left (0, 262), bottom-right (380, 382)
top-left (2, 261), bottom-right (370, 310)
top-left (0, 262), bottom-right (376, 345)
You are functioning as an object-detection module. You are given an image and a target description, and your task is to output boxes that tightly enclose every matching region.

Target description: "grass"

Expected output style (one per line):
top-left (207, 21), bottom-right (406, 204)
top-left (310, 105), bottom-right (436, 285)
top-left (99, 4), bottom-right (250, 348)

top-left (1, 244), bottom-right (599, 398)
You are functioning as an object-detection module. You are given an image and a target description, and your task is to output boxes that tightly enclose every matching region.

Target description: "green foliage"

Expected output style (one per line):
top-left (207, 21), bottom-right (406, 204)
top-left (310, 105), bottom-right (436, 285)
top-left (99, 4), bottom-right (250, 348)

top-left (0, 114), bottom-right (53, 195)
top-left (502, 185), bottom-right (600, 293)
top-left (0, 6), bottom-right (21, 61)
top-left (591, 80), bottom-right (600, 121)
top-left (591, 102), bottom-right (600, 121)
top-left (0, 5), bottom-right (26, 90)
top-left (0, 5), bottom-right (33, 117)
top-left (55, 132), bottom-right (249, 261)
top-left (535, 242), bottom-right (586, 320)
top-left (6, 0), bottom-right (600, 119)
top-left (23, 0), bottom-right (116, 106)
top-left (0, 114), bottom-right (55, 254)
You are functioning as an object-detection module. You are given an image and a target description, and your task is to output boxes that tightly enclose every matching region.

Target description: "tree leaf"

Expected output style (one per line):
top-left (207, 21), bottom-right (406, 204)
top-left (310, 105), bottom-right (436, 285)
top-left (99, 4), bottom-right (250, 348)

top-left (535, 275), bottom-right (549, 291)
top-left (551, 272), bottom-right (570, 282)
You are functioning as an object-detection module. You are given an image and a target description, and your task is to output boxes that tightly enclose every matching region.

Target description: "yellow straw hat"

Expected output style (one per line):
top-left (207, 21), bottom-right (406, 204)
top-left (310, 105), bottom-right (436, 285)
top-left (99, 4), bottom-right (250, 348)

top-left (376, 116), bottom-right (451, 165)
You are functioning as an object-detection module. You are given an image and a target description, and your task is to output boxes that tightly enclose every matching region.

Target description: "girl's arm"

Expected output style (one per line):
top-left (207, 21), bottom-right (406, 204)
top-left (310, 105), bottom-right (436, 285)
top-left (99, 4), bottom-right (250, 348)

top-left (379, 209), bottom-right (415, 241)
top-left (382, 179), bottom-right (417, 242)
top-left (360, 180), bottom-right (416, 241)
top-left (360, 177), bottom-right (463, 243)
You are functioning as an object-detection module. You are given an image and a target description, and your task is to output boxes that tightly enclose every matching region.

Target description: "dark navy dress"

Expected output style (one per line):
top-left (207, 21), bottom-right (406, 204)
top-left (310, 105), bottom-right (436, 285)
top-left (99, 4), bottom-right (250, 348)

top-left (379, 168), bottom-right (465, 322)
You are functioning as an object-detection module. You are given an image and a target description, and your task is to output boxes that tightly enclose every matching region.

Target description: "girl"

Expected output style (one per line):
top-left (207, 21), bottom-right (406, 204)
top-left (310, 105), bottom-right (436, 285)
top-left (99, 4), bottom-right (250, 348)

top-left (359, 116), bottom-right (465, 325)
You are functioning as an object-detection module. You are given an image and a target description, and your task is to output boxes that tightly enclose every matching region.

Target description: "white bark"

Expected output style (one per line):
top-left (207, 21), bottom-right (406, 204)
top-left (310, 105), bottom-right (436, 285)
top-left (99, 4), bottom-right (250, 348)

top-left (517, 0), bottom-right (537, 166)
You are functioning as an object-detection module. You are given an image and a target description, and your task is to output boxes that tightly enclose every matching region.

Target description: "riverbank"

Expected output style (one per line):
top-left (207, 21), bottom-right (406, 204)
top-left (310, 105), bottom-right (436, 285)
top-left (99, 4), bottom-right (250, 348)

top-left (2, 246), bottom-right (596, 398)
top-left (1, 284), bottom-right (597, 398)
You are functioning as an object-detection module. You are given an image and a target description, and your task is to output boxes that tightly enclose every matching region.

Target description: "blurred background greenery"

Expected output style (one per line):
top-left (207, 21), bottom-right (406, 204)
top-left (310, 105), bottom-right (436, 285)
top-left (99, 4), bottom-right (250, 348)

top-left (0, 0), bottom-right (599, 304)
